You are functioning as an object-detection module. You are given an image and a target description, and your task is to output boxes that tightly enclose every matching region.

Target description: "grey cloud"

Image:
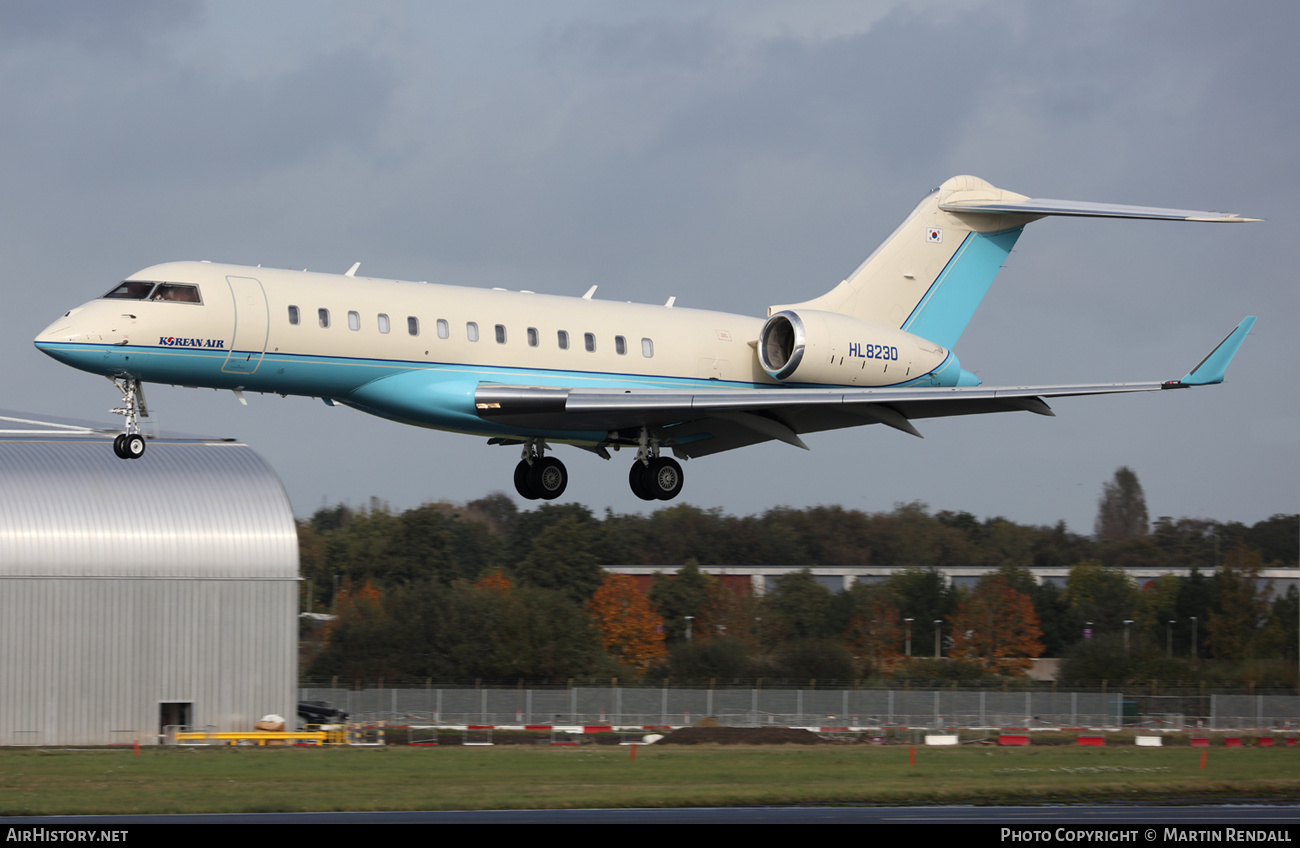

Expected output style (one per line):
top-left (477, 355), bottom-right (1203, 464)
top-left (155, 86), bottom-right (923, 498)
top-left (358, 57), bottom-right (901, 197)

top-left (0, 0), bottom-right (200, 53)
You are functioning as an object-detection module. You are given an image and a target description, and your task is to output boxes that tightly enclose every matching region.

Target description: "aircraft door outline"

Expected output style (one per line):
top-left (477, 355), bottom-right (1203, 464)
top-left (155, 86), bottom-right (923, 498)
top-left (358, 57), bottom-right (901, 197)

top-left (222, 275), bottom-right (269, 374)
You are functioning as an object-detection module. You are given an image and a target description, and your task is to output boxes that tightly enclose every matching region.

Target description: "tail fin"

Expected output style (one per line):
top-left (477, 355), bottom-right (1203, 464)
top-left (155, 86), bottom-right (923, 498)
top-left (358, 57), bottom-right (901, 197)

top-left (769, 176), bottom-right (1260, 351)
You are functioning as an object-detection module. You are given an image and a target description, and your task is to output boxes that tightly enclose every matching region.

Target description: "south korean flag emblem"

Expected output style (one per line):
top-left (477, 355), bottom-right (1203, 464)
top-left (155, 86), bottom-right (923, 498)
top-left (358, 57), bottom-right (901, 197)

top-left (926, 228), bottom-right (943, 244)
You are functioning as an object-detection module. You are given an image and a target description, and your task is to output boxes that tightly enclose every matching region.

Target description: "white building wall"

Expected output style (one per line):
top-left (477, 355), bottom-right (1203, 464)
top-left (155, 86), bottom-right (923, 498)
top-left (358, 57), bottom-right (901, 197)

top-left (0, 435), bottom-right (298, 745)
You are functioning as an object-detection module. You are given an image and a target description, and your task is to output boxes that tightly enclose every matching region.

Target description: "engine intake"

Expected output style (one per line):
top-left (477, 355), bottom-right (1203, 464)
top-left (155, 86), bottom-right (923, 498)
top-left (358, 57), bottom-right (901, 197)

top-left (756, 309), bottom-right (949, 386)
top-left (758, 311), bottom-right (806, 380)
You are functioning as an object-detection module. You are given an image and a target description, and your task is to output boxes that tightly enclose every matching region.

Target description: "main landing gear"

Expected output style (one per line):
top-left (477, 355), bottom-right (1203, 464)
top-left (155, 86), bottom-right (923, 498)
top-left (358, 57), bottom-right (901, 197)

top-left (497, 428), bottom-right (687, 501)
top-left (109, 377), bottom-right (148, 460)
top-left (513, 440), bottom-right (568, 501)
top-left (628, 429), bottom-right (683, 501)
top-left (629, 456), bottom-right (683, 501)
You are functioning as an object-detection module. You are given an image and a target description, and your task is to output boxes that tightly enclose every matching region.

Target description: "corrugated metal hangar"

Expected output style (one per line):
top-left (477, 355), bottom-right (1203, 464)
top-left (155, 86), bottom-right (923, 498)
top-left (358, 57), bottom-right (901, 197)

top-left (0, 412), bottom-right (298, 745)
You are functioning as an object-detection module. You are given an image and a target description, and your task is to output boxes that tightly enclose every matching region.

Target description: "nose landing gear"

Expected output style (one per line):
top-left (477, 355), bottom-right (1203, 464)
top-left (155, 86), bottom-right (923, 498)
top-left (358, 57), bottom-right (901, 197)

top-left (112, 432), bottom-right (146, 459)
top-left (109, 377), bottom-right (148, 460)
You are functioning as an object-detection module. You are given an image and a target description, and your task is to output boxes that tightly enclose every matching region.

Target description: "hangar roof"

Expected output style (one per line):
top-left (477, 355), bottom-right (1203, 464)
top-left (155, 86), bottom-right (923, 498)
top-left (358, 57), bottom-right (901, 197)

top-left (0, 412), bottom-right (297, 579)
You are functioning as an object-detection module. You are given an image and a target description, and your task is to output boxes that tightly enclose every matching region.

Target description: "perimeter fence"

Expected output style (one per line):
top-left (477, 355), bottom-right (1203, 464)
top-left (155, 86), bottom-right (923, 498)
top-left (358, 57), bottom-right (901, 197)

top-left (299, 686), bottom-right (1300, 731)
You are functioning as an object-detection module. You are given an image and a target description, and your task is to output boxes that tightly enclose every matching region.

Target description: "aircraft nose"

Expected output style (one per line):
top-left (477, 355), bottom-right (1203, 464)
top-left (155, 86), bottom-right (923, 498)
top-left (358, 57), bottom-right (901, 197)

top-left (37, 305), bottom-right (85, 338)
top-left (35, 306), bottom-right (93, 352)
top-left (35, 320), bottom-right (72, 344)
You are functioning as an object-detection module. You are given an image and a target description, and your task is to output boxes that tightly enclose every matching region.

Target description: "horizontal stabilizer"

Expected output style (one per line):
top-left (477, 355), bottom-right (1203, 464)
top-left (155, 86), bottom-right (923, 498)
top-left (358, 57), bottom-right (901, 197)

top-left (939, 197), bottom-right (1261, 223)
top-left (1180, 317), bottom-right (1257, 386)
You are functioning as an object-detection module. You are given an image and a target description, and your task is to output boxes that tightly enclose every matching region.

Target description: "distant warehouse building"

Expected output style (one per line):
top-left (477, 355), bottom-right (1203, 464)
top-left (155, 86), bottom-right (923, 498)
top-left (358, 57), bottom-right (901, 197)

top-left (0, 414), bottom-right (298, 746)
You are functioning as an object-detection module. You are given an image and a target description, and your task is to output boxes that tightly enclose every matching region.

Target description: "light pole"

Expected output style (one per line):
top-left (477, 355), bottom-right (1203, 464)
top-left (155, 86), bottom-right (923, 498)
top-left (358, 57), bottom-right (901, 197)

top-left (1167, 620), bottom-right (1176, 659)
top-left (933, 619), bottom-right (943, 659)
top-left (1190, 616), bottom-right (1198, 659)
top-left (904, 618), bottom-right (914, 658)
top-left (1123, 620), bottom-right (1133, 653)
top-left (684, 616), bottom-right (694, 642)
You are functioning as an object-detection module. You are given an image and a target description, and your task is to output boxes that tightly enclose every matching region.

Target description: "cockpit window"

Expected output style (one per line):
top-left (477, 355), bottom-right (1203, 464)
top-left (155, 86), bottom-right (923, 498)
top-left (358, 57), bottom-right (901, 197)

top-left (150, 284), bottom-right (201, 303)
top-left (104, 281), bottom-right (156, 299)
top-left (102, 281), bottom-right (202, 303)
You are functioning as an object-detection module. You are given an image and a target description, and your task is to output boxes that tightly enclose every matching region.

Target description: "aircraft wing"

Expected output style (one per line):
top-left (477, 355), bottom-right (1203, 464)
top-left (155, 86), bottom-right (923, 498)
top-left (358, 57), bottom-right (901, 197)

top-left (476, 317), bottom-right (1256, 458)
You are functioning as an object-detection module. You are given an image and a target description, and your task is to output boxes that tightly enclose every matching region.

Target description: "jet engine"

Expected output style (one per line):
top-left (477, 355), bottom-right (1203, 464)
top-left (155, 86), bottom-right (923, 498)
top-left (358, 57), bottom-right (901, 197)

top-left (756, 309), bottom-right (952, 386)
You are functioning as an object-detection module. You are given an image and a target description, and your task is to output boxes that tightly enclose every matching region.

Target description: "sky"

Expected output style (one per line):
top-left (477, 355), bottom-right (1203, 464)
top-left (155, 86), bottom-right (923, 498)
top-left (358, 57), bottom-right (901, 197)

top-left (4, 0), bottom-right (1295, 535)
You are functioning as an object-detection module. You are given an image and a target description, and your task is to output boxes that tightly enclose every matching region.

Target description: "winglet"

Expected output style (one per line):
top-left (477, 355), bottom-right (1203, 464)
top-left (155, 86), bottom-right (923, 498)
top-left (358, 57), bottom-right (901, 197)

top-left (1178, 316), bottom-right (1257, 386)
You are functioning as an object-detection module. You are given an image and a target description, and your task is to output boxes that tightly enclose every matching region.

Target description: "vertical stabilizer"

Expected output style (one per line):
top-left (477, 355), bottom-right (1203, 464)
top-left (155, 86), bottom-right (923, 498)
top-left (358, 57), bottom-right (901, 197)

top-left (769, 176), bottom-right (1040, 350)
top-left (768, 176), bottom-right (1258, 351)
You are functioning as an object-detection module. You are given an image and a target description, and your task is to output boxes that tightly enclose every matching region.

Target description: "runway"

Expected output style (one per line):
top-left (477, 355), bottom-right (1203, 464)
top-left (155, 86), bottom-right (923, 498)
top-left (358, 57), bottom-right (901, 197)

top-left (6, 804), bottom-right (1300, 825)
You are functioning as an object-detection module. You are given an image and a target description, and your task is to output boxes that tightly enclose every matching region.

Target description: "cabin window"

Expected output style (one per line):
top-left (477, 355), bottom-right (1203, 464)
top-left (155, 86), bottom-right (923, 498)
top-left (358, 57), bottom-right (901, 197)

top-left (466, 322), bottom-right (479, 342)
top-left (495, 324), bottom-right (507, 344)
top-left (584, 332), bottom-right (596, 352)
top-left (615, 335), bottom-right (627, 355)
top-left (436, 319), bottom-right (449, 339)
top-left (318, 308), bottom-right (330, 328)
top-left (104, 281), bottom-right (156, 300)
top-left (641, 338), bottom-right (654, 358)
top-left (151, 284), bottom-right (202, 303)
top-left (348, 311), bottom-right (361, 331)
top-left (527, 327), bottom-right (539, 347)
top-left (557, 330), bottom-right (569, 350)
top-left (378, 314), bottom-right (391, 334)
top-left (288, 306), bottom-right (300, 325)
top-left (408, 317), bottom-right (420, 336)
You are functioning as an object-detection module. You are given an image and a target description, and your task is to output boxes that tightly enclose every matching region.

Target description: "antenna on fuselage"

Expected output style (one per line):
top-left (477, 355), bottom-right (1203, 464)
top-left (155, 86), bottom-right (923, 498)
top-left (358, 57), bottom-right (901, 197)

top-left (345, 262), bottom-right (361, 277)
top-left (582, 286), bottom-right (597, 300)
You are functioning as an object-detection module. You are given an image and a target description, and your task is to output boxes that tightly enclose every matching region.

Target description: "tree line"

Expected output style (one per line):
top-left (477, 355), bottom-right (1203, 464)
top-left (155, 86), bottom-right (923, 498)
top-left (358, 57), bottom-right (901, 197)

top-left (300, 472), bottom-right (1298, 687)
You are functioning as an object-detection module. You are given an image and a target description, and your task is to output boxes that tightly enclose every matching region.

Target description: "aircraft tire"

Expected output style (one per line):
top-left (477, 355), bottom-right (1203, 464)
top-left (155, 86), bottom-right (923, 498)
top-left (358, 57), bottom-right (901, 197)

top-left (113, 434), bottom-right (129, 459)
top-left (646, 457), bottom-right (683, 500)
top-left (628, 461), bottom-right (655, 501)
top-left (513, 460), bottom-right (539, 500)
top-left (529, 456), bottom-right (568, 500)
top-left (123, 434), bottom-right (146, 459)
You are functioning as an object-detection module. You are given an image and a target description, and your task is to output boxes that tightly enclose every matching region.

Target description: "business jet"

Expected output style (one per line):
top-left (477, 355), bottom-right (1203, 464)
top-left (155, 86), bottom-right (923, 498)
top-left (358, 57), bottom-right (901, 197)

top-left (35, 176), bottom-right (1257, 502)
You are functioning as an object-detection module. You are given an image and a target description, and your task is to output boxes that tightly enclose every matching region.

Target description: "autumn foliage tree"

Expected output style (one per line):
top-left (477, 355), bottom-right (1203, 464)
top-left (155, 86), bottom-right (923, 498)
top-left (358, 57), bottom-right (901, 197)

top-left (324, 577), bottom-right (382, 645)
top-left (473, 568), bottom-right (513, 593)
top-left (842, 583), bottom-right (904, 672)
top-left (947, 575), bottom-right (1044, 675)
top-left (586, 574), bottom-right (667, 673)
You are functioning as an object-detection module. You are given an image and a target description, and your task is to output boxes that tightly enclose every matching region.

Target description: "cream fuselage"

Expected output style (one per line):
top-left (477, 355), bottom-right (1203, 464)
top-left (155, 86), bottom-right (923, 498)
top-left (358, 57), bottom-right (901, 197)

top-left (35, 260), bottom-right (951, 443)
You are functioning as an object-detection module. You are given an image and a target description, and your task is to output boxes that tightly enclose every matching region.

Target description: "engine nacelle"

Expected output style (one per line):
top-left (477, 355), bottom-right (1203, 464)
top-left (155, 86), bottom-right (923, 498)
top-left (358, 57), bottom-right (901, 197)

top-left (757, 309), bottom-right (958, 386)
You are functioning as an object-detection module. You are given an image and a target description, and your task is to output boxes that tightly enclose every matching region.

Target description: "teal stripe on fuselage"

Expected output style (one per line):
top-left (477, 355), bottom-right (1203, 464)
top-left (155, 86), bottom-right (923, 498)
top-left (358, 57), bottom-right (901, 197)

top-left (901, 226), bottom-right (1023, 350)
top-left (37, 341), bottom-right (959, 394)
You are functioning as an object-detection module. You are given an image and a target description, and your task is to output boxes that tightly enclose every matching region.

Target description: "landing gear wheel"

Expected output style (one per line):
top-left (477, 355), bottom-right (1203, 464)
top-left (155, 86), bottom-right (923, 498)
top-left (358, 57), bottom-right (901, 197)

top-left (645, 456), bottom-right (683, 500)
top-left (113, 434), bottom-right (129, 459)
top-left (528, 456), bottom-right (568, 500)
top-left (514, 460), bottom-right (539, 500)
top-left (629, 461), bottom-right (655, 501)
top-left (123, 433), bottom-right (146, 459)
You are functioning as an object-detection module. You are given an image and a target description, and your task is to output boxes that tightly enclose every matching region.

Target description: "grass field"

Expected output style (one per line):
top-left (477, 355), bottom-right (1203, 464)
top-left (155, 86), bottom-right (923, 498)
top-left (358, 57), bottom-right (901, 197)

top-left (1, 743), bottom-right (1297, 816)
